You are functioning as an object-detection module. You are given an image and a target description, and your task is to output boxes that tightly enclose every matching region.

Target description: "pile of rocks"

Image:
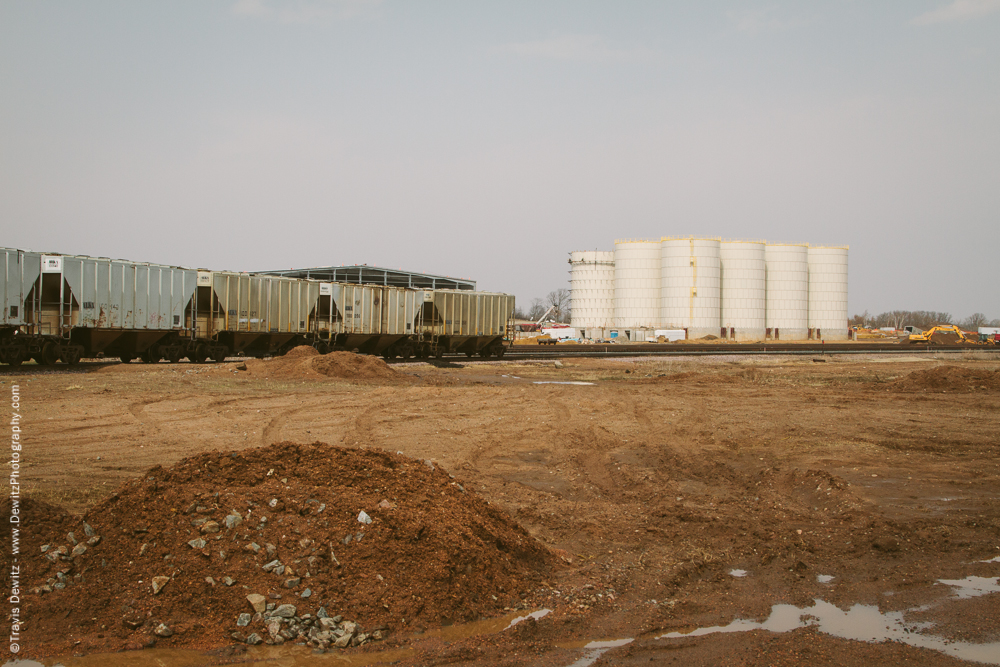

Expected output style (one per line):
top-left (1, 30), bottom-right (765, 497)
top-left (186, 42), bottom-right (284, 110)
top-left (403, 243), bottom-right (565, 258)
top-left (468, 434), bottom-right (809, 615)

top-left (235, 597), bottom-right (386, 649)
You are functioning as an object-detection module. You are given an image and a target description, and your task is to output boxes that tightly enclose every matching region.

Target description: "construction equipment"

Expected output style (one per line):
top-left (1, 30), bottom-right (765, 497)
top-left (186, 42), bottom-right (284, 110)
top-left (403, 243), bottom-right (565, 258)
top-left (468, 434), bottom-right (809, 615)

top-left (906, 325), bottom-right (992, 345)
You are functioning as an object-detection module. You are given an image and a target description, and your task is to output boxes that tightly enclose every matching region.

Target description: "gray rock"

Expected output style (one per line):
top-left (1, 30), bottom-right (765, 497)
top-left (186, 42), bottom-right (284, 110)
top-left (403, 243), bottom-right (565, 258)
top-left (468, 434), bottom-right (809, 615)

top-left (266, 543), bottom-right (277, 557)
top-left (553, 360), bottom-right (564, 369)
top-left (318, 617), bottom-right (337, 630)
top-left (87, 535), bottom-right (101, 546)
top-left (357, 510), bottom-right (372, 525)
top-left (273, 604), bottom-right (297, 618)
top-left (200, 521), bottom-right (221, 534)
top-left (153, 623), bottom-right (173, 637)
top-left (205, 577), bottom-right (215, 586)
top-left (188, 538), bottom-right (207, 549)
top-left (52, 582), bottom-right (66, 590)
top-left (236, 362), bottom-right (248, 371)
top-left (67, 532), bottom-right (77, 545)
top-left (275, 565), bottom-right (285, 575)
top-left (246, 593), bottom-right (267, 613)
top-left (40, 544), bottom-right (50, 553)
top-left (246, 633), bottom-right (262, 645)
top-left (191, 517), bottom-right (208, 527)
top-left (266, 619), bottom-right (282, 638)
top-left (237, 613), bottom-right (252, 627)
top-left (151, 576), bottom-right (170, 594)
top-left (262, 559), bottom-right (282, 573)
top-left (317, 607), bottom-right (329, 618)
top-left (355, 532), bottom-right (364, 542)
top-left (423, 459), bottom-right (436, 470)
top-left (300, 588), bottom-right (312, 598)
top-left (71, 544), bottom-right (87, 557)
top-left (223, 576), bottom-right (235, 586)
top-left (333, 633), bottom-right (352, 648)
top-left (83, 522), bottom-right (95, 537)
top-left (269, 498), bottom-right (279, 508)
top-left (225, 514), bottom-right (243, 529)
top-left (283, 577), bottom-right (301, 588)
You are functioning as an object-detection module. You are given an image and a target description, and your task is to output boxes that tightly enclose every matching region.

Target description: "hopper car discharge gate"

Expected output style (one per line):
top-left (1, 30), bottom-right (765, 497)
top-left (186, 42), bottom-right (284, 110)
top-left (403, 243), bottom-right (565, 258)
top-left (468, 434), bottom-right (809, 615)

top-left (0, 247), bottom-right (515, 366)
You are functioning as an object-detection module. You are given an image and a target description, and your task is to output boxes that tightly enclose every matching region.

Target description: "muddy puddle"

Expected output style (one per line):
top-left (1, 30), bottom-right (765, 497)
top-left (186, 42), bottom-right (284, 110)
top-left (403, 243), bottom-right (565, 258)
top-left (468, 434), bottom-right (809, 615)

top-left (656, 575), bottom-right (1000, 665)
top-left (3, 609), bottom-right (554, 667)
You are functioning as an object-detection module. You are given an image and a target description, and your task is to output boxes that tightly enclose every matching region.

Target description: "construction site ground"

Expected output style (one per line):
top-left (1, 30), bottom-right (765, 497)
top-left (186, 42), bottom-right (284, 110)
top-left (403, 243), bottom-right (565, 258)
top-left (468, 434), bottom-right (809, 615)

top-left (5, 350), bottom-right (1000, 666)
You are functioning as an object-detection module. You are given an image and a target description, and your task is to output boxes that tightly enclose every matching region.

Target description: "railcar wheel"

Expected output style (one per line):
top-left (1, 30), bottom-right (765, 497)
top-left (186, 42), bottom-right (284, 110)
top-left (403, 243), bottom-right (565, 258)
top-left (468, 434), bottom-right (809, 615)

top-left (191, 344), bottom-right (208, 364)
top-left (400, 346), bottom-right (412, 360)
top-left (494, 346), bottom-right (506, 358)
top-left (6, 348), bottom-right (23, 367)
top-left (119, 354), bottom-right (134, 364)
top-left (39, 342), bottom-right (61, 365)
top-left (62, 347), bottom-right (82, 365)
top-left (210, 347), bottom-right (229, 363)
top-left (141, 349), bottom-right (161, 364)
top-left (166, 349), bottom-right (182, 364)
top-left (479, 347), bottom-right (492, 359)
top-left (434, 346), bottom-right (444, 359)
top-left (465, 351), bottom-right (475, 358)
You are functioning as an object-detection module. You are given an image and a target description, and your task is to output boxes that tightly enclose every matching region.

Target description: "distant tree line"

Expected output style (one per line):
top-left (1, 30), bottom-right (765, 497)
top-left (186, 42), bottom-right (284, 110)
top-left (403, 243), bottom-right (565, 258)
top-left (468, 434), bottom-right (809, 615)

top-left (514, 289), bottom-right (571, 323)
top-left (850, 310), bottom-right (999, 330)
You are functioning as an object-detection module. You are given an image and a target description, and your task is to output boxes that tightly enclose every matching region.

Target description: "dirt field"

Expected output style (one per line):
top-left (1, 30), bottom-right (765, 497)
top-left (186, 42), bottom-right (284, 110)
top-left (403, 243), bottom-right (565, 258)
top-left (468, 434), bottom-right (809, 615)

top-left (4, 351), bottom-right (1000, 665)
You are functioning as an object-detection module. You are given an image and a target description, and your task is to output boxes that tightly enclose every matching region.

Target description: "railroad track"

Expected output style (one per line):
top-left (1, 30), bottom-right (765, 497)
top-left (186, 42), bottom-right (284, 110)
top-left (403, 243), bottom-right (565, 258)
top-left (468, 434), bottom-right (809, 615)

top-left (490, 342), bottom-right (1000, 361)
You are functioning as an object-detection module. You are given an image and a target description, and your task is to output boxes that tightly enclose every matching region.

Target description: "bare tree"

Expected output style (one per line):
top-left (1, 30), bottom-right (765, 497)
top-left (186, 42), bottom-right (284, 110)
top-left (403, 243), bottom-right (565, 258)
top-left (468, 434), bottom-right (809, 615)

top-left (960, 313), bottom-right (989, 330)
top-left (545, 289), bottom-right (571, 323)
top-left (850, 311), bottom-right (871, 328)
top-left (526, 298), bottom-right (547, 321)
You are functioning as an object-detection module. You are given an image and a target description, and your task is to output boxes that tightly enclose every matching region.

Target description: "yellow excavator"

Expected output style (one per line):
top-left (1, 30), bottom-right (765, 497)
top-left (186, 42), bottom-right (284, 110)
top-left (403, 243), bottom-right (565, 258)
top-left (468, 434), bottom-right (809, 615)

top-left (906, 325), bottom-right (992, 345)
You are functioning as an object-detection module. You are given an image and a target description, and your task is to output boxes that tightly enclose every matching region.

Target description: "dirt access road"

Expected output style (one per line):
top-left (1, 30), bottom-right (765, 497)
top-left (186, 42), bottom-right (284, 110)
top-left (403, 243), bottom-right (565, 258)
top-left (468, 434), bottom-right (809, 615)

top-left (5, 351), bottom-right (1000, 666)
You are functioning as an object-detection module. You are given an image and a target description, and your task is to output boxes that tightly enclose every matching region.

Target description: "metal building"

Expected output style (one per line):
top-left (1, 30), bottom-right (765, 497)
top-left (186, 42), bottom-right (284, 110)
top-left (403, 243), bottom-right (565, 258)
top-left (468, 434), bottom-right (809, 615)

top-left (807, 246), bottom-right (849, 340)
top-left (660, 237), bottom-right (721, 339)
top-left (568, 250), bottom-right (615, 329)
top-left (720, 241), bottom-right (766, 341)
top-left (764, 244), bottom-right (809, 340)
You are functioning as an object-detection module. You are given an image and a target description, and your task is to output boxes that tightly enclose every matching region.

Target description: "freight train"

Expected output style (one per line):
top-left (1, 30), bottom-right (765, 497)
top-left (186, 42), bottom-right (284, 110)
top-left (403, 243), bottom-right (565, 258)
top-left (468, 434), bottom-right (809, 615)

top-left (0, 248), bottom-right (514, 366)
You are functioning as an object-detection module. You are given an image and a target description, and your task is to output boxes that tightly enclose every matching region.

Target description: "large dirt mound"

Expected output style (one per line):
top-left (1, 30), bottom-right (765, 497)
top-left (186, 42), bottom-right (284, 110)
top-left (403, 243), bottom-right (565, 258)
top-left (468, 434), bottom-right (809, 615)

top-left (246, 348), bottom-right (404, 382)
top-left (888, 365), bottom-right (1000, 393)
top-left (312, 351), bottom-right (402, 380)
top-left (10, 443), bottom-right (555, 657)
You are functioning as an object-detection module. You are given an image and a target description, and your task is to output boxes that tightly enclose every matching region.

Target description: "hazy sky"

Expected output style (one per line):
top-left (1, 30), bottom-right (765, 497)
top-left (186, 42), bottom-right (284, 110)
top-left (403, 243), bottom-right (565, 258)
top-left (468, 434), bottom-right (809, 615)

top-left (1, 1), bottom-right (998, 319)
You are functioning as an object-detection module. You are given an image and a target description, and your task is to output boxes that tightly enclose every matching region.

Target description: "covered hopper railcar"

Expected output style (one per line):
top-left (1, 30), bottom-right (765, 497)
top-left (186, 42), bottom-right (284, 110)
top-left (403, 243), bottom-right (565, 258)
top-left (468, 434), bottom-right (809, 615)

top-left (0, 248), bottom-right (514, 366)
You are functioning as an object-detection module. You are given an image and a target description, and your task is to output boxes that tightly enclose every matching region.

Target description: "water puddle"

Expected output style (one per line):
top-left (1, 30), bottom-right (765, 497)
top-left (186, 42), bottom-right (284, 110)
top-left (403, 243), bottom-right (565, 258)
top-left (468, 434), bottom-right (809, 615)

top-left (504, 608), bottom-right (552, 630)
top-left (559, 638), bottom-right (634, 667)
top-left (657, 599), bottom-right (1000, 665)
top-left (532, 381), bottom-right (595, 386)
top-left (937, 576), bottom-right (1000, 599)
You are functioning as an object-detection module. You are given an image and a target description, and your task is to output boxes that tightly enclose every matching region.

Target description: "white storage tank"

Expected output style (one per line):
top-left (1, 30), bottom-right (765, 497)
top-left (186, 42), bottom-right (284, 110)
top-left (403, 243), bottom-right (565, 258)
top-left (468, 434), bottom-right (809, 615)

top-left (720, 241), bottom-right (766, 341)
top-left (808, 246), bottom-right (849, 340)
top-left (764, 244), bottom-right (809, 340)
top-left (569, 250), bottom-right (615, 329)
top-left (614, 240), bottom-right (661, 329)
top-left (660, 237), bottom-right (721, 339)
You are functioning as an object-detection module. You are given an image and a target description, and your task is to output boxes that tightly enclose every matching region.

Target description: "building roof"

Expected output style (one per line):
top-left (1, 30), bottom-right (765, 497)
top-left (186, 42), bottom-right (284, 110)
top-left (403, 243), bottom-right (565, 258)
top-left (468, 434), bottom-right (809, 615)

top-left (256, 265), bottom-right (476, 291)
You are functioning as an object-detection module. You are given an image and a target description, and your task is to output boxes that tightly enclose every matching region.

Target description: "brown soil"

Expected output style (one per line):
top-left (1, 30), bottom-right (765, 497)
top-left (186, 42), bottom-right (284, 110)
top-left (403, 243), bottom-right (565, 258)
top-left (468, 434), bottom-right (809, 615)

top-left (4, 352), bottom-right (1000, 665)
top-left (5, 443), bottom-right (552, 656)
top-left (312, 352), bottom-right (404, 380)
top-left (888, 364), bottom-right (1000, 392)
top-left (245, 349), bottom-right (405, 382)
